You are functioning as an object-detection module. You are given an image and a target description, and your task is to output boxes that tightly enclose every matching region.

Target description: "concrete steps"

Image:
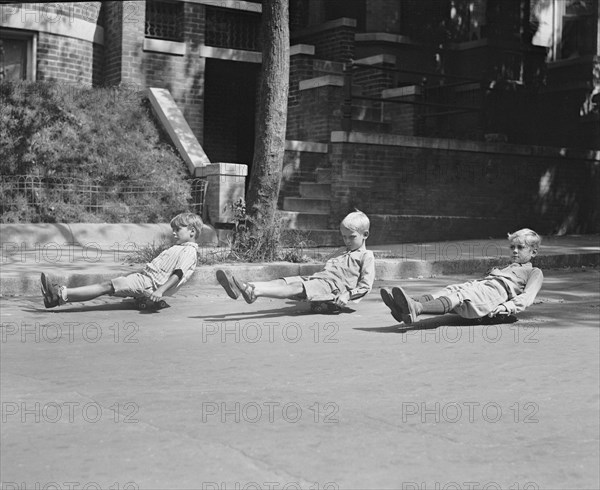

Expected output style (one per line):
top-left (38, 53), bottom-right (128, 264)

top-left (283, 197), bottom-right (330, 214)
top-left (280, 163), bottom-right (333, 238)
top-left (279, 211), bottom-right (330, 230)
top-left (316, 167), bottom-right (332, 183)
top-left (298, 182), bottom-right (331, 199)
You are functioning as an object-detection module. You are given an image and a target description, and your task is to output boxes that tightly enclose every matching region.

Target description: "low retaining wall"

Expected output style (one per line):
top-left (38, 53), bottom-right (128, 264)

top-left (0, 223), bottom-right (219, 250)
top-left (328, 132), bottom-right (600, 244)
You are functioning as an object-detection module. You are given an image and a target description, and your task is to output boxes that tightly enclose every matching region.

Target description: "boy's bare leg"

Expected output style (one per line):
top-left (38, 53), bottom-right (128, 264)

top-left (65, 282), bottom-right (114, 302)
top-left (252, 279), bottom-right (304, 299)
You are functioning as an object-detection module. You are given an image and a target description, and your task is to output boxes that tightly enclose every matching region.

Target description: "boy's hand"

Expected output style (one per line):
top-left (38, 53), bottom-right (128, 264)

top-left (149, 290), bottom-right (164, 302)
top-left (488, 304), bottom-right (509, 317)
top-left (333, 291), bottom-right (350, 307)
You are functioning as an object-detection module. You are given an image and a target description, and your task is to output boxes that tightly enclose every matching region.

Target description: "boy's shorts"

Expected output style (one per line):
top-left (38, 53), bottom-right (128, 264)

top-left (283, 276), bottom-right (338, 301)
top-left (111, 273), bottom-right (154, 298)
top-left (444, 279), bottom-right (509, 318)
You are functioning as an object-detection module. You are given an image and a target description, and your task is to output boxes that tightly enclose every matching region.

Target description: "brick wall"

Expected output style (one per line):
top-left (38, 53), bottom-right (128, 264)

top-left (3, 1), bottom-right (104, 86)
top-left (292, 22), bottom-right (356, 63)
top-left (286, 84), bottom-right (344, 142)
top-left (103, 0), bottom-right (144, 86)
top-left (142, 1), bottom-right (205, 136)
top-left (327, 133), bottom-right (600, 243)
top-left (36, 33), bottom-right (100, 86)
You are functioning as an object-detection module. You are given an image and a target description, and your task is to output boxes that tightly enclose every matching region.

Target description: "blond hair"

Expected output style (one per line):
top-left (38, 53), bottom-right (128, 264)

top-left (340, 210), bottom-right (370, 234)
top-left (508, 228), bottom-right (541, 251)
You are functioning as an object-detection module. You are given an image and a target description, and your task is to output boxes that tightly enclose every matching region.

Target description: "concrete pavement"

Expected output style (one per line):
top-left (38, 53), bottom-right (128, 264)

top-left (1, 266), bottom-right (599, 489)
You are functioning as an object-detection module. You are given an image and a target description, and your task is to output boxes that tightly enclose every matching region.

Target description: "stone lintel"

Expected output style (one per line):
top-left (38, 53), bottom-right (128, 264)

top-left (290, 44), bottom-right (315, 56)
top-left (299, 75), bottom-right (344, 91)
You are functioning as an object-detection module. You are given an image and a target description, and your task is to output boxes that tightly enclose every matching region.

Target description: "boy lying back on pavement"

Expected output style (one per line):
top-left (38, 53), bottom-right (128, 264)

top-left (216, 210), bottom-right (376, 308)
top-left (41, 213), bottom-right (203, 308)
top-left (381, 228), bottom-right (544, 324)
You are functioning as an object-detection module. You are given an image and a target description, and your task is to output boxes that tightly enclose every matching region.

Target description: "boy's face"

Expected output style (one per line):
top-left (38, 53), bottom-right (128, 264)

top-left (340, 225), bottom-right (368, 251)
top-left (172, 225), bottom-right (195, 244)
top-left (510, 239), bottom-right (536, 264)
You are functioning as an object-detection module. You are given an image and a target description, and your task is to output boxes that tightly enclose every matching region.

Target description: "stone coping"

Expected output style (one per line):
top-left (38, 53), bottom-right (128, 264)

top-left (330, 131), bottom-right (600, 162)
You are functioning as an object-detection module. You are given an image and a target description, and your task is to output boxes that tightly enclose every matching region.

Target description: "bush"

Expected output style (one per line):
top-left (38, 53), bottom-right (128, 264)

top-left (0, 81), bottom-right (193, 223)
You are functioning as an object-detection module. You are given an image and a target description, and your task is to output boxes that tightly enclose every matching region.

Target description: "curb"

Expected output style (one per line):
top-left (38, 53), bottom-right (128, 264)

top-left (2, 253), bottom-right (599, 297)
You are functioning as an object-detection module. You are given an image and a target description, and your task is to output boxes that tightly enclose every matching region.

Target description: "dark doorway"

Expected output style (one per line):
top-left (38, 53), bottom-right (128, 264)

top-left (203, 58), bottom-right (259, 170)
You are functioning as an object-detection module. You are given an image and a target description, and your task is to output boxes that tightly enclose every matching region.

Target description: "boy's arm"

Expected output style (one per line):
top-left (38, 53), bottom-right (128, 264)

top-left (149, 272), bottom-right (181, 301)
top-left (172, 246), bottom-right (199, 286)
top-left (150, 247), bottom-right (198, 301)
top-left (498, 268), bottom-right (544, 315)
top-left (347, 251), bottom-right (376, 300)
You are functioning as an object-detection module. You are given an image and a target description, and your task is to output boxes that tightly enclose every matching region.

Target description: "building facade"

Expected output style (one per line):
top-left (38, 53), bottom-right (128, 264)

top-left (1, 0), bottom-right (599, 242)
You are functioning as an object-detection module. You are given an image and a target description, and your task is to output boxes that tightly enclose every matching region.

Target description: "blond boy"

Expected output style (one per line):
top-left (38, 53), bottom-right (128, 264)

top-left (217, 210), bottom-right (375, 307)
top-left (382, 228), bottom-right (544, 324)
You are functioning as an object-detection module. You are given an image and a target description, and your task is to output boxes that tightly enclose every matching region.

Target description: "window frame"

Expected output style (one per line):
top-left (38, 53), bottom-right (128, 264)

top-left (0, 28), bottom-right (37, 81)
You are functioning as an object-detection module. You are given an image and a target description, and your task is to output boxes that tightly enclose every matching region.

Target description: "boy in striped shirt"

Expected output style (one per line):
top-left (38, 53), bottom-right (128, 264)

top-left (40, 213), bottom-right (203, 308)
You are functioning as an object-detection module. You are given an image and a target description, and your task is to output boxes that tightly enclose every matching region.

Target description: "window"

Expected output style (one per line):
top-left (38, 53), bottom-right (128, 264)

top-left (205, 7), bottom-right (261, 52)
top-left (531, 0), bottom-right (598, 61)
top-left (0, 30), bottom-right (36, 81)
top-left (145, 0), bottom-right (184, 42)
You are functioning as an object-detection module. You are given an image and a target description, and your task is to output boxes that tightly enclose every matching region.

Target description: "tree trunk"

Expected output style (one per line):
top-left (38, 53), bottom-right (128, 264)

top-left (245, 0), bottom-right (290, 232)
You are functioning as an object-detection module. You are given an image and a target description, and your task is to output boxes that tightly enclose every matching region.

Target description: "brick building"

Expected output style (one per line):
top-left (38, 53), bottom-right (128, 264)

top-left (1, 0), bottom-right (598, 243)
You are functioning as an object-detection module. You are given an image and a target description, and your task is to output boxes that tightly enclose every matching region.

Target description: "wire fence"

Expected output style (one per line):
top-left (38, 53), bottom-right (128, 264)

top-left (0, 175), bottom-right (208, 223)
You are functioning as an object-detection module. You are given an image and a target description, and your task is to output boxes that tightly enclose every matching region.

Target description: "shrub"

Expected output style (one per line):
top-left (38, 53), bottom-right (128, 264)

top-left (0, 81), bottom-right (193, 223)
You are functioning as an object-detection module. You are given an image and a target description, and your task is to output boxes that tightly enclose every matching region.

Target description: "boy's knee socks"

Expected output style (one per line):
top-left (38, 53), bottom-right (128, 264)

top-left (415, 294), bottom-right (435, 303)
top-left (420, 296), bottom-right (454, 314)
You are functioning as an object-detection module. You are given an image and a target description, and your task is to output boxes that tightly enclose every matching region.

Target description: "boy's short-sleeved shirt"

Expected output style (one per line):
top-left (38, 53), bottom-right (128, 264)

top-left (310, 245), bottom-right (375, 299)
top-left (143, 242), bottom-right (199, 289)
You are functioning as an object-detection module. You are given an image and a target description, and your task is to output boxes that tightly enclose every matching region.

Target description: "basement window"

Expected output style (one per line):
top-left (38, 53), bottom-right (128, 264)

top-left (0, 29), bottom-right (36, 81)
top-left (145, 0), bottom-right (184, 42)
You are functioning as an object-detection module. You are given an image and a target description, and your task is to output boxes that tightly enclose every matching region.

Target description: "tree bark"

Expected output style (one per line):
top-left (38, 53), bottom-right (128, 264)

top-left (245, 0), bottom-right (290, 232)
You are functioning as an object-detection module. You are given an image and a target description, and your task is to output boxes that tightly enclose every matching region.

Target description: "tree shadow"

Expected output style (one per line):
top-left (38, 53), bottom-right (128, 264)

top-left (356, 313), bottom-right (518, 334)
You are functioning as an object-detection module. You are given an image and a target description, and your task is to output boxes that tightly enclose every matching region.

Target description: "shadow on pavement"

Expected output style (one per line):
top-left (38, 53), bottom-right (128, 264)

top-left (356, 313), bottom-right (518, 333)
top-left (197, 301), bottom-right (357, 321)
top-left (23, 300), bottom-right (166, 314)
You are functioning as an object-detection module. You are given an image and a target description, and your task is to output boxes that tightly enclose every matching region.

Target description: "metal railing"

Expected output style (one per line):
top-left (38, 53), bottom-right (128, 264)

top-left (0, 175), bottom-right (208, 222)
top-left (341, 45), bottom-right (546, 140)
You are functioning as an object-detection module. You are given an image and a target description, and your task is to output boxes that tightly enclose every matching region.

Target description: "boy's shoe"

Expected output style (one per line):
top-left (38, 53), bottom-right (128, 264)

top-left (380, 289), bottom-right (405, 324)
top-left (232, 276), bottom-right (257, 304)
top-left (391, 287), bottom-right (422, 324)
top-left (216, 270), bottom-right (240, 300)
top-left (40, 273), bottom-right (61, 308)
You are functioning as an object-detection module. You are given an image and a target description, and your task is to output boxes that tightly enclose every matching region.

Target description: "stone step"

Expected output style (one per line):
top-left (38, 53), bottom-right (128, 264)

top-left (299, 182), bottom-right (331, 199)
top-left (279, 211), bottom-right (330, 230)
top-left (283, 197), bottom-right (331, 214)
top-left (316, 167), bottom-right (332, 183)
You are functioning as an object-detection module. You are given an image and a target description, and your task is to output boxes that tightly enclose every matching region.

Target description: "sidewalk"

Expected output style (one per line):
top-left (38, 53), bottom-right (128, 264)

top-left (1, 234), bottom-right (599, 296)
